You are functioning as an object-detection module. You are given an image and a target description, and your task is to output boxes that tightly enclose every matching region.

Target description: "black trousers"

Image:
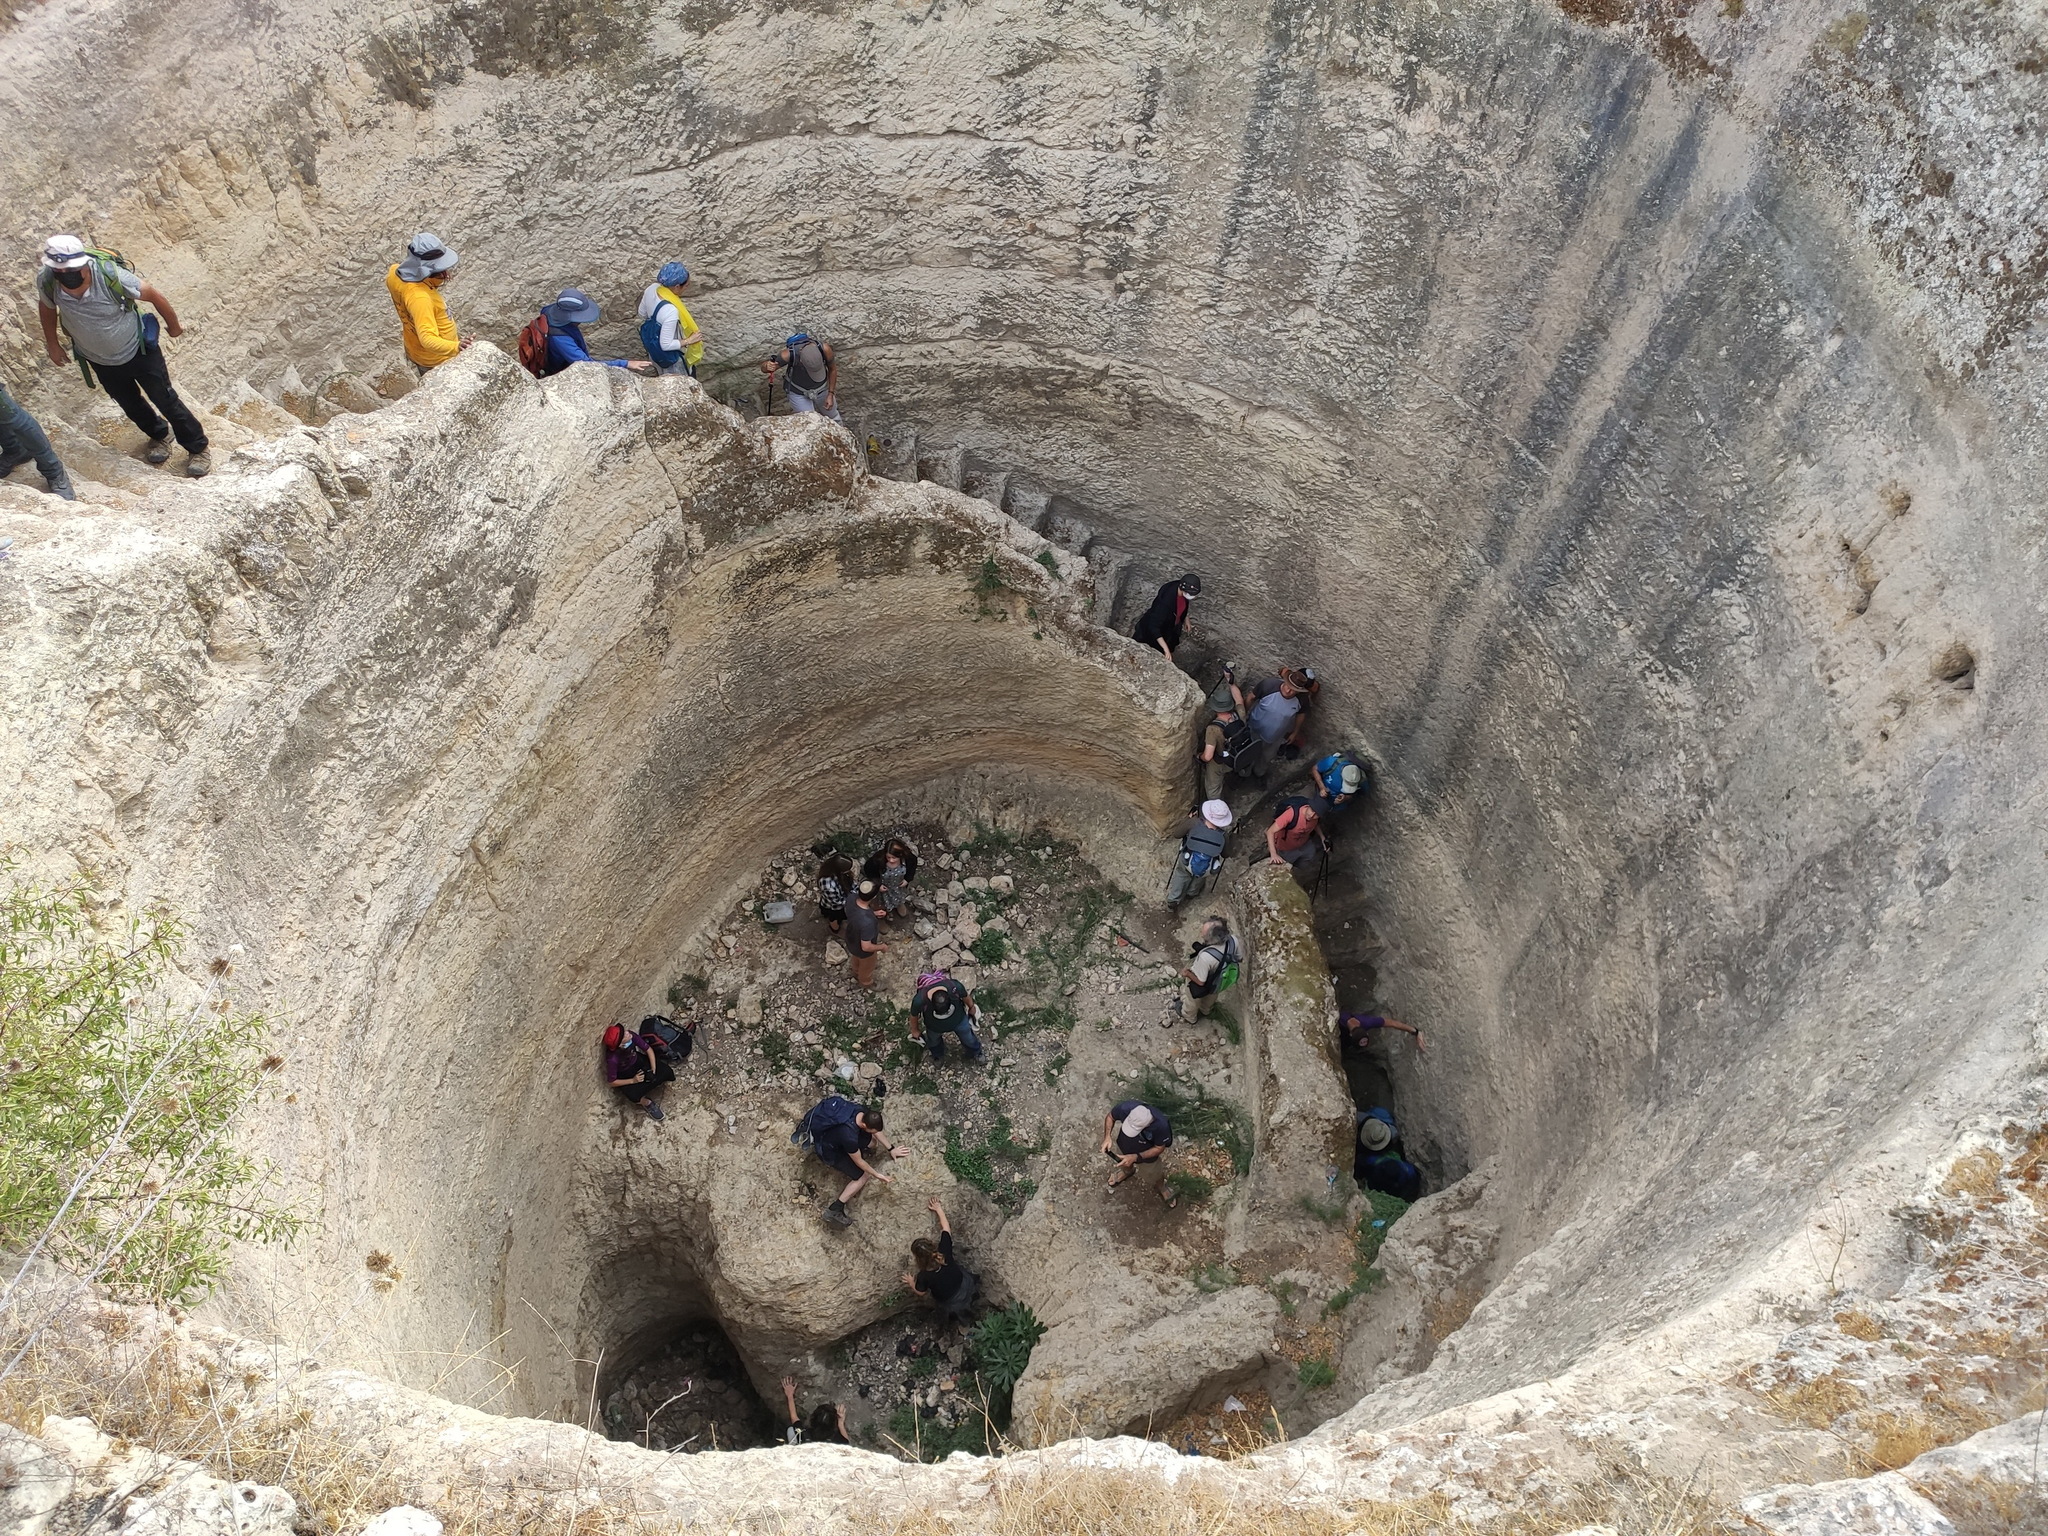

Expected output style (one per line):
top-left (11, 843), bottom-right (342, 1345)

top-left (90, 343), bottom-right (208, 453)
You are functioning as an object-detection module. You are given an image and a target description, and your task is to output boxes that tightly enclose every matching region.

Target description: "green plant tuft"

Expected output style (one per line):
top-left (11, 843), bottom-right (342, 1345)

top-left (1166, 1170), bottom-right (1216, 1204)
top-left (1297, 1357), bottom-right (1337, 1391)
top-left (1118, 1066), bottom-right (1251, 1175)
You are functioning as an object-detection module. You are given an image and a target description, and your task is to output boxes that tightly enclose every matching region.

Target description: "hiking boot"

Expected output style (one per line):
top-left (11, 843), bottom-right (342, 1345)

top-left (43, 469), bottom-right (76, 502)
top-left (184, 450), bottom-right (212, 478)
top-left (643, 1100), bottom-right (665, 1122)
top-left (821, 1203), bottom-right (854, 1228)
top-left (143, 437), bottom-right (172, 466)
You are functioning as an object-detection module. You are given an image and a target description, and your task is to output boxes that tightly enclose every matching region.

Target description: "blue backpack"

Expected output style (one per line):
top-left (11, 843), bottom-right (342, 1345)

top-left (792, 1094), bottom-right (859, 1151)
top-left (1316, 752), bottom-right (1368, 800)
top-left (1361, 1153), bottom-right (1422, 1201)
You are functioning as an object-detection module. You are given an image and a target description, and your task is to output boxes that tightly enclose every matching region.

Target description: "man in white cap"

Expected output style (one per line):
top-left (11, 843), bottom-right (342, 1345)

top-left (386, 232), bottom-right (468, 372)
top-left (1167, 798), bottom-right (1233, 908)
top-left (1102, 1097), bottom-right (1174, 1198)
top-left (36, 235), bottom-right (210, 476)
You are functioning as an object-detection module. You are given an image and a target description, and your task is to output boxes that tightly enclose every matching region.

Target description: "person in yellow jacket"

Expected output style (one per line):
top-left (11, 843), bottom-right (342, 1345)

top-left (386, 232), bottom-right (467, 371)
top-left (636, 262), bottom-right (704, 376)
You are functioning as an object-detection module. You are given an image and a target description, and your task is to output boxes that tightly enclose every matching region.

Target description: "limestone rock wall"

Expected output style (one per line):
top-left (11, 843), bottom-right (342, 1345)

top-left (2, 0), bottom-right (2046, 1484)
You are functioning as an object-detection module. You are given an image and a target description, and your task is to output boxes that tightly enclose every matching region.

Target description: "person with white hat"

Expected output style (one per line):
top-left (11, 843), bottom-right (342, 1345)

top-left (1102, 1097), bottom-right (1174, 1199)
top-left (35, 235), bottom-right (210, 477)
top-left (386, 232), bottom-right (469, 372)
top-left (1167, 798), bottom-right (1234, 908)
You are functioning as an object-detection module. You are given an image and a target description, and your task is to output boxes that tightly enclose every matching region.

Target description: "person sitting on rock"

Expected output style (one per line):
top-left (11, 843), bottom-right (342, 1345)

top-left (805, 1096), bottom-right (906, 1226)
top-left (1167, 801), bottom-right (1233, 909)
top-left (1356, 1106), bottom-right (1422, 1200)
top-left (861, 836), bottom-right (919, 921)
top-left (902, 1197), bottom-right (977, 1323)
top-left (779, 1376), bottom-right (848, 1444)
top-left (1132, 572), bottom-right (1200, 662)
top-left (603, 1022), bottom-right (672, 1121)
top-left (1102, 1099), bottom-right (1173, 1198)
top-left (843, 881), bottom-right (887, 989)
top-left (814, 841), bottom-right (855, 936)
top-left (1339, 1010), bottom-right (1426, 1056)
top-left (909, 972), bottom-right (984, 1064)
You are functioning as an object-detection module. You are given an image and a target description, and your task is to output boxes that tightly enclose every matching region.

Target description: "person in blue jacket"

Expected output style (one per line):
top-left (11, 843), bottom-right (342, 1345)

top-left (538, 289), bottom-right (656, 376)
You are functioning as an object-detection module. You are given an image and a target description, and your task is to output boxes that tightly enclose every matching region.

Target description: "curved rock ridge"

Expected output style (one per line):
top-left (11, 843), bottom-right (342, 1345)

top-left (0, 344), bottom-right (1201, 1416)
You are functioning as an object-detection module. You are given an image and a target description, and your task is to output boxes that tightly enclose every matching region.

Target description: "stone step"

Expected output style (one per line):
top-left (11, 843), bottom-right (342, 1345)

top-left (961, 465), bottom-right (1009, 510)
top-left (916, 443), bottom-right (965, 491)
top-left (867, 422), bottom-right (918, 481)
top-left (1042, 502), bottom-right (1095, 555)
top-left (1086, 544), bottom-right (1134, 629)
top-left (1005, 485), bottom-right (1052, 532)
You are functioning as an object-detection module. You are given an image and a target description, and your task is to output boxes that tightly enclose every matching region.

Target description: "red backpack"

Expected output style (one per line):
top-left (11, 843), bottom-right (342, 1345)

top-left (516, 313), bottom-right (552, 377)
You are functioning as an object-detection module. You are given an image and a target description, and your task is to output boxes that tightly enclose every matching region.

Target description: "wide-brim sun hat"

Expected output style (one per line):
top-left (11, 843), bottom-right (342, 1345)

top-left (545, 287), bottom-right (603, 325)
top-left (1358, 1116), bottom-right (1393, 1151)
top-left (40, 235), bottom-right (90, 270)
top-left (1201, 798), bottom-right (1234, 828)
top-left (405, 232), bottom-right (459, 275)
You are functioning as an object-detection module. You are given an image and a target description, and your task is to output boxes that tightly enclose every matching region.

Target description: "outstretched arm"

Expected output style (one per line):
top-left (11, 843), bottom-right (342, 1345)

top-left (136, 282), bottom-right (183, 336)
top-left (39, 305), bottom-right (66, 366)
top-left (781, 1376), bottom-right (800, 1425)
top-left (929, 1197), bottom-right (950, 1233)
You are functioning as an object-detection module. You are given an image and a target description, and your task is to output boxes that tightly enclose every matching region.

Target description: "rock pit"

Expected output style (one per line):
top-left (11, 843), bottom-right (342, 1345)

top-left (2, 0), bottom-right (2046, 1531)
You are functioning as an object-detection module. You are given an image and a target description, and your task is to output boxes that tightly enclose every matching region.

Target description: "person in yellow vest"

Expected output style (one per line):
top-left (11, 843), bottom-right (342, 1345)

top-left (385, 233), bottom-right (467, 372)
top-left (636, 262), bottom-right (704, 377)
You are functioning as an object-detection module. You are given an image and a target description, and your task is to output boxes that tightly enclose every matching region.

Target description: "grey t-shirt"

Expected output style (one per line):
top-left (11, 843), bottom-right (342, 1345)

top-left (843, 902), bottom-right (880, 954)
top-left (1249, 688), bottom-right (1301, 743)
top-left (42, 264), bottom-right (145, 366)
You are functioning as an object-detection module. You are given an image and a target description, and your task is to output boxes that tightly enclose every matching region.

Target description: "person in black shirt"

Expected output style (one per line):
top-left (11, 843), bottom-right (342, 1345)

top-left (779, 1376), bottom-right (848, 1444)
top-left (813, 1100), bottom-right (907, 1226)
top-left (1101, 1099), bottom-right (1174, 1200)
top-left (902, 1197), bottom-right (977, 1323)
top-left (1131, 573), bottom-right (1201, 661)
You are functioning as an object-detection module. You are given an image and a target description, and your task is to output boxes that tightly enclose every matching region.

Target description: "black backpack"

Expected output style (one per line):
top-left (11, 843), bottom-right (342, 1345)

top-left (641, 1015), bottom-right (696, 1065)
top-left (1181, 822), bottom-right (1229, 877)
top-left (1216, 716), bottom-right (1258, 764)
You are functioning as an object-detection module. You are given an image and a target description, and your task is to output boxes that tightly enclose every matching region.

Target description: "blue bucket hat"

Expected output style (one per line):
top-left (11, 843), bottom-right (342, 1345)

top-left (543, 287), bottom-right (602, 326)
top-left (657, 261), bottom-right (690, 288)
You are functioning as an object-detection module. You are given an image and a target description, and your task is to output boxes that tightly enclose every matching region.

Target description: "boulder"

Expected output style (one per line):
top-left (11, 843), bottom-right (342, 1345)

top-left (824, 941), bottom-right (848, 965)
top-left (1740, 1474), bottom-right (1955, 1535)
top-left (735, 985), bottom-right (763, 1025)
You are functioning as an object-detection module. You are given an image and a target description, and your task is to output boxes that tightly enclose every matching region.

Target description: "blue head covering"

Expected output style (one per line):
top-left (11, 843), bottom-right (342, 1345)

top-left (542, 288), bottom-right (602, 326)
top-left (657, 261), bottom-right (690, 289)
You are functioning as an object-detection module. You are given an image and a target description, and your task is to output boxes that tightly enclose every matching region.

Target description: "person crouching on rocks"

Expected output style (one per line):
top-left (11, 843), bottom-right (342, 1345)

top-left (603, 1022), bottom-right (672, 1122)
top-left (1102, 1099), bottom-right (1173, 1201)
top-left (910, 971), bottom-right (984, 1065)
top-left (806, 1096), bottom-right (907, 1227)
top-left (902, 1196), bottom-right (977, 1324)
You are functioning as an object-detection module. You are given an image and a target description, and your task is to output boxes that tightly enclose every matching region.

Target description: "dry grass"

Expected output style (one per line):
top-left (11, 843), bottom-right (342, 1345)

top-left (1941, 1148), bottom-right (2004, 1199)
top-left (1833, 1308), bottom-right (1885, 1341)
top-left (1763, 1371), bottom-right (1865, 1429)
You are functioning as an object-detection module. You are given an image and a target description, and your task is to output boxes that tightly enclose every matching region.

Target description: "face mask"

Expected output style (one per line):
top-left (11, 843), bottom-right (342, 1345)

top-left (55, 269), bottom-right (86, 289)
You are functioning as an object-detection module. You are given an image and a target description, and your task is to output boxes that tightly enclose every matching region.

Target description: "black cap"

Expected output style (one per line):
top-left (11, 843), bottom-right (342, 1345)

top-left (1179, 573), bottom-right (1202, 595)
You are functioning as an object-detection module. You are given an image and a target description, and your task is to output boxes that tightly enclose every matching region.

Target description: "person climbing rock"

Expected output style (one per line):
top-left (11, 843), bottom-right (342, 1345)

top-left (1170, 914), bottom-right (1238, 1024)
top-left (843, 881), bottom-right (888, 989)
top-left (813, 841), bottom-right (856, 935)
top-left (1246, 667), bottom-right (1315, 758)
top-left (1339, 1010), bottom-right (1426, 1056)
top-left (37, 235), bottom-right (210, 477)
top-left (861, 837), bottom-right (919, 921)
top-left (1167, 800), bottom-right (1233, 909)
top-left (902, 1197), bottom-right (977, 1323)
top-left (1102, 1100), bottom-right (1174, 1199)
top-left (778, 1376), bottom-right (848, 1444)
top-left (802, 1096), bottom-right (906, 1226)
top-left (522, 289), bottom-right (658, 377)
top-left (637, 262), bottom-right (704, 377)
top-left (761, 333), bottom-right (839, 420)
top-left (1131, 573), bottom-right (1200, 661)
top-left (909, 971), bottom-right (984, 1064)
top-left (1355, 1106), bottom-right (1422, 1200)
top-left (0, 379), bottom-right (74, 500)
top-left (385, 232), bottom-right (468, 373)
top-left (1266, 794), bottom-right (1328, 893)
top-left (602, 1021), bottom-right (672, 1121)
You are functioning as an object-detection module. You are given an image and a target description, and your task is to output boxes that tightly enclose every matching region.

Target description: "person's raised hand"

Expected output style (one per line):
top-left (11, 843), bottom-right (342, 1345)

top-left (927, 1197), bottom-right (943, 1215)
top-left (1414, 1030), bottom-right (1428, 1055)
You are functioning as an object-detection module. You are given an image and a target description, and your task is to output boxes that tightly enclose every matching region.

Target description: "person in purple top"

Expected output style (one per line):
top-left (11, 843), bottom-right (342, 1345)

top-left (603, 1021), bottom-right (673, 1120)
top-left (1338, 1011), bottom-right (1427, 1056)
top-left (540, 289), bottom-right (657, 376)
